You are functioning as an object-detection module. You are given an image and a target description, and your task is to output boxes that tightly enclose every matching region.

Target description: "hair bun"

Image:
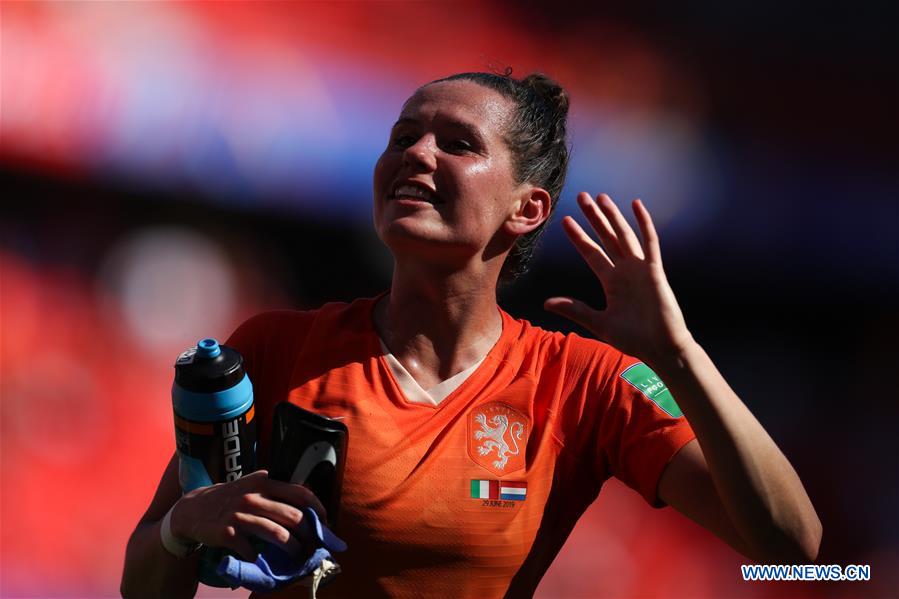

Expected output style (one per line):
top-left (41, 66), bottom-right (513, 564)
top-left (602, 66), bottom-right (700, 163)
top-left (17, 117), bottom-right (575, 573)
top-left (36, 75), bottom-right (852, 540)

top-left (521, 73), bottom-right (570, 117)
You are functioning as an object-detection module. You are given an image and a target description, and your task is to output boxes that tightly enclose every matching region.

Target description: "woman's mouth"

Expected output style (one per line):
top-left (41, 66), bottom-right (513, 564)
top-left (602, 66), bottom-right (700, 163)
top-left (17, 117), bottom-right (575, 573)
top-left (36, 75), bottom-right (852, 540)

top-left (392, 184), bottom-right (441, 204)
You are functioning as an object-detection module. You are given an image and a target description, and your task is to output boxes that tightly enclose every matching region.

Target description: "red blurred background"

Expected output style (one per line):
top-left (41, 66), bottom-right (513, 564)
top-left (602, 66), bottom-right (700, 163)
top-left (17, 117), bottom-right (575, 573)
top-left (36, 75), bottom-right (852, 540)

top-left (2, 2), bottom-right (897, 597)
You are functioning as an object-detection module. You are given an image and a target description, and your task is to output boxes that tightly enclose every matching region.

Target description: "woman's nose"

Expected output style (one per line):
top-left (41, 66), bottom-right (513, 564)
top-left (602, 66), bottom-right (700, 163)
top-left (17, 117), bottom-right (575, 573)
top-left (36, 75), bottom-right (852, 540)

top-left (403, 135), bottom-right (437, 171)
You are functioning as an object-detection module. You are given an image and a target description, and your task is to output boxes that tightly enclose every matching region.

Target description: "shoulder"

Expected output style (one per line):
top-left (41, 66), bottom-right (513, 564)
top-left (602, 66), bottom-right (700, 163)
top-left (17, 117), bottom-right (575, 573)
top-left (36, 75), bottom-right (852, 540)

top-left (501, 309), bottom-right (630, 378)
top-left (226, 296), bottom-right (379, 353)
top-left (226, 309), bottom-right (313, 349)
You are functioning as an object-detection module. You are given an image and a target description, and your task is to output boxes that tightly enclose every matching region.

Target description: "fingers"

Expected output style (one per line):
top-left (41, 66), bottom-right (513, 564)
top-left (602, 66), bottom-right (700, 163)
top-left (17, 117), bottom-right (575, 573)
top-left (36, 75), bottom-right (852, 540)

top-left (238, 470), bottom-right (328, 522)
top-left (632, 199), bottom-right (662, 264)
top-left (576, 192), bottom-right (621, 259)
top-left (561, 216), bottom-right (614, 278)
top-left (262, 477), bottom-right (329, 524)
top-left (543, 297), bottom-right (605, 341)
top-left (241, 492), bottom-right (304, 532)
top-left (178, 469), bottom-right (328, 561)
top-left (233, 512), bottom-right (304, 558)
top-left (595, 193), bottom-right (644, 259)
top-left (574, 193), bottom-right (662, 263)
top-left (217, 487), bottom-right (312, 561)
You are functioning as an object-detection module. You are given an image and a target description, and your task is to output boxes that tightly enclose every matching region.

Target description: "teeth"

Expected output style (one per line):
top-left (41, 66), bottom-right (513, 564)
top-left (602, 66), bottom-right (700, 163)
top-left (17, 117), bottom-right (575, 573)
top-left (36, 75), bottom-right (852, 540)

top-left (394, 184), bottom-right (435, 202)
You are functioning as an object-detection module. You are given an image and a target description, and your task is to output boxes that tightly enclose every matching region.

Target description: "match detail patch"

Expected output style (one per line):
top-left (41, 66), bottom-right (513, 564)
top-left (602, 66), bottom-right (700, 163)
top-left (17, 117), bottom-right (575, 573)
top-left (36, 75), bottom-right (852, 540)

top-left (620, 362), bottom-right (683, 417)
top-left (470, 479), bottom-right (527, 501)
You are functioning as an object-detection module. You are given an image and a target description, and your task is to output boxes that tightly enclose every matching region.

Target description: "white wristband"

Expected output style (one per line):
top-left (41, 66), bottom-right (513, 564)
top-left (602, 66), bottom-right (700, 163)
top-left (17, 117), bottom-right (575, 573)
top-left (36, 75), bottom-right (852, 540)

top-left (160, 504), bottom-right (202, 558)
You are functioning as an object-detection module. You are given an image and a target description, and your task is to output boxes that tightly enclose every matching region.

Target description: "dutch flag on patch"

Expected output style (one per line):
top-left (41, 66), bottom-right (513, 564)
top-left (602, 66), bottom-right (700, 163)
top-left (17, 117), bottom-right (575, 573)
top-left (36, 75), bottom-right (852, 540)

top-left (500, 481), bottom-right (527, 501)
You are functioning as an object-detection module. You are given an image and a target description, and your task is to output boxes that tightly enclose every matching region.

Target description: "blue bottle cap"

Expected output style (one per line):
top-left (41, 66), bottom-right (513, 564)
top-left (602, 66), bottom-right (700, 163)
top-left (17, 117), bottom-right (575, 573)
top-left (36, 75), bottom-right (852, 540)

top-left (196, 338), bottom-right (222, 358)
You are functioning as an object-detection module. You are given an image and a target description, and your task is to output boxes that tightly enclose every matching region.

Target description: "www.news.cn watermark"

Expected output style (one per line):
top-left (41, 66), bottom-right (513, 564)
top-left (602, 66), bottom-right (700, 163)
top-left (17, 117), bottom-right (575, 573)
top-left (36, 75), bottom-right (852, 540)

top-left (741, 564), bottom-right (871, 582)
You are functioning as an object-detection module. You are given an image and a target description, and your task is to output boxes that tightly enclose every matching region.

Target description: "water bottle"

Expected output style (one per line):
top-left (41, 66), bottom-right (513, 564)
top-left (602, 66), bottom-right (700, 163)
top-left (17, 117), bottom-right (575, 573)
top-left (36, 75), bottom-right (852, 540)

top-left (172, 337), bottom-right (256, 586)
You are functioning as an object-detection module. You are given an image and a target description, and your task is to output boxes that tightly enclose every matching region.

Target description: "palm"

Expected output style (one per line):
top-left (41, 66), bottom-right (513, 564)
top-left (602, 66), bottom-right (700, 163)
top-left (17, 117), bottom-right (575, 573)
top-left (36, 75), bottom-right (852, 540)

top-left (545, 193), bottom-right (692, 366)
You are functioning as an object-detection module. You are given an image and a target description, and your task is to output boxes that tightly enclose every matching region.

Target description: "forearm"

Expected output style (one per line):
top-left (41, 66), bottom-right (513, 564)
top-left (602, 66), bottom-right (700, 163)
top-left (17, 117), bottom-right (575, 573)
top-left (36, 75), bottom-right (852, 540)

top-left (648, 339), bottom-right (822, 563)
top-left (121, 516), bottom-right (200, 599)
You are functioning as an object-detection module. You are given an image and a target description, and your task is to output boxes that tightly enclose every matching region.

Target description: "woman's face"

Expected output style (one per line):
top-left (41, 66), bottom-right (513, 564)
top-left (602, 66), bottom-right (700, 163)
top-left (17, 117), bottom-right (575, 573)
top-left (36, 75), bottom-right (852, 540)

top-left (373, 80), bottom-right (528, 269)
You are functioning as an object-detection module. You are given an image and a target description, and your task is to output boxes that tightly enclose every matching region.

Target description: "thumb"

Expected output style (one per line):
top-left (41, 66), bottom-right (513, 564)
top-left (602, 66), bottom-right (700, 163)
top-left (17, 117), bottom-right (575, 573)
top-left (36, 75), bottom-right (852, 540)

top-left (544, 297), bottom-right (606, 339)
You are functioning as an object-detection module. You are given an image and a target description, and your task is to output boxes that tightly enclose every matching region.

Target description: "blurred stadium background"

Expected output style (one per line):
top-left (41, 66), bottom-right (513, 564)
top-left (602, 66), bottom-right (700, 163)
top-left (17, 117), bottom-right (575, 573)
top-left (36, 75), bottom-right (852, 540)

top-left (1, 1), bottom-right (896, 597)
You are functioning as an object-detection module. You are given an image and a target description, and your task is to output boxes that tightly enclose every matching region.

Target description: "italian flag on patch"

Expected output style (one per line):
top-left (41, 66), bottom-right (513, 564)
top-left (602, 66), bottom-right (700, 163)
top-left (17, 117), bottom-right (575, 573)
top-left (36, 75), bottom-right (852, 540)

top-left (470, 479), bottom-right (527, 501)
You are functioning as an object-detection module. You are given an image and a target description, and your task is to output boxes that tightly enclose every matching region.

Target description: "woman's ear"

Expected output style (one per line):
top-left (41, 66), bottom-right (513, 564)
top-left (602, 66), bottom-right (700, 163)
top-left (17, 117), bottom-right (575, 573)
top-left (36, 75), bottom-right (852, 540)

top-left (505, 186), bottom-right (552, 236)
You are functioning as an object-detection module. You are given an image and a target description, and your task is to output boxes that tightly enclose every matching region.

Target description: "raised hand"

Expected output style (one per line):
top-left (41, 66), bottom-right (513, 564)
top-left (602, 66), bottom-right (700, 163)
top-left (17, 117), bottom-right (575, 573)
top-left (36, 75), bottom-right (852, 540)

top-left (544, 192), bottom-right (695, 367)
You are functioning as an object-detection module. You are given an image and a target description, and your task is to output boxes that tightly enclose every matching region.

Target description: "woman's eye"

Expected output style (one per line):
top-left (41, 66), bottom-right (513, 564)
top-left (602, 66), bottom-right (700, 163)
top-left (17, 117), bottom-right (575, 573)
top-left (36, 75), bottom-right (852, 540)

top-left (446, 140), bottom-right (472, 153)
top-left (392, 135), bottom-right (415, 148)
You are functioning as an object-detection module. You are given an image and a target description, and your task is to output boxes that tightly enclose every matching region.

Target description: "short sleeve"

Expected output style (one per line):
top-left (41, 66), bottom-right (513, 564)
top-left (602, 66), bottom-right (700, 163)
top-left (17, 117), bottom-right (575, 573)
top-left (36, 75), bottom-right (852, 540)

top-left (224, 310), bottom-right (316, 467)
top-left (596, 354), bottom-right (696, 507)
top-left (225, 310), bottom-right (315, 384)
top-left (225, 312), bottom-right (273, 378)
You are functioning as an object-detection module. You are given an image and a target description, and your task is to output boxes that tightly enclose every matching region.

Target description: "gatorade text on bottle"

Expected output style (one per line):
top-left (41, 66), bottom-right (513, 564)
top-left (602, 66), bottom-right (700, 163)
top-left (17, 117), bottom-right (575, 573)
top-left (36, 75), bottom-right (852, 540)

top-left (172, 338), bottom-right (256, 491)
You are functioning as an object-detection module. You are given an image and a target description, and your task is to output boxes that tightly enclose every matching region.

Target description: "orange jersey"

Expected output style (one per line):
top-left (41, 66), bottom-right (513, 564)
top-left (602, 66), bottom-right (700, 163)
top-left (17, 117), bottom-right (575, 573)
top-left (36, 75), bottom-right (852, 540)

top-left (226, 296), bottom-right (695, 598)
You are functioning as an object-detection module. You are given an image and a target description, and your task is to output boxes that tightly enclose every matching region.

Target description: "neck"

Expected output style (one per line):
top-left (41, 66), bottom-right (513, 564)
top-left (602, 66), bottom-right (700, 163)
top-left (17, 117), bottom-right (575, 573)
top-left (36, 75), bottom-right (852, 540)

top-left (374, 259), bottom-right (503, 386)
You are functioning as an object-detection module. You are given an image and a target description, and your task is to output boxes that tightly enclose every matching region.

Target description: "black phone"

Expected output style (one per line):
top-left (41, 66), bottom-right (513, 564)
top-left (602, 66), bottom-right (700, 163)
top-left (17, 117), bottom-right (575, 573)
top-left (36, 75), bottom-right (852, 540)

top-left (268, 402), bottom-right (349, 528)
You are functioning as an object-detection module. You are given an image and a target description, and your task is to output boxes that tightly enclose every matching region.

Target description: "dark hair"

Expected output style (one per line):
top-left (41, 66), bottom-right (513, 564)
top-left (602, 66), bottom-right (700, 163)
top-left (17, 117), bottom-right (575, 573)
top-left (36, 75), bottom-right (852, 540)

top-left (429, 70), bottom-right (570, 283)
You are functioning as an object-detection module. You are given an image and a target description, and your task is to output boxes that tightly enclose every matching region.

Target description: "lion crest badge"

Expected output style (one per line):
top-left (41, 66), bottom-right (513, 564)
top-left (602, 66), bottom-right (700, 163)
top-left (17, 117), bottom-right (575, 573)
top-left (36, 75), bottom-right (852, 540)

top-left (468, 402), bottom-right (529, 475)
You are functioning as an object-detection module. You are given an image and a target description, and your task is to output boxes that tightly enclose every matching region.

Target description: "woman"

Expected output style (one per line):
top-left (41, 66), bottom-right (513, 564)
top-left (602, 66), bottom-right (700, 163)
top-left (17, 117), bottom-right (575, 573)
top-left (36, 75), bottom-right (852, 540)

top-left (121, 72), bottom-right (821, 598)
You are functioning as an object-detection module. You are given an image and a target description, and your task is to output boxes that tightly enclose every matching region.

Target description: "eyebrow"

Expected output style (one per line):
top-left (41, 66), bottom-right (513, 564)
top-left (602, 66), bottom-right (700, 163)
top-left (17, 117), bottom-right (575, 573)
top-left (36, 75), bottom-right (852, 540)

top-left (390, 117), bottom-right (417, 131)
top-left (391, 116), bottom-right (488, 146)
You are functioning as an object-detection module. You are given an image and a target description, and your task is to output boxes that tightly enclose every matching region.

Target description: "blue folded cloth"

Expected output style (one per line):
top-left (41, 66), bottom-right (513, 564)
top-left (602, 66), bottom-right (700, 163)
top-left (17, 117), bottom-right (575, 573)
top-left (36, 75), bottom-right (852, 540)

top-left (215, 507), bottom-right (347, 593)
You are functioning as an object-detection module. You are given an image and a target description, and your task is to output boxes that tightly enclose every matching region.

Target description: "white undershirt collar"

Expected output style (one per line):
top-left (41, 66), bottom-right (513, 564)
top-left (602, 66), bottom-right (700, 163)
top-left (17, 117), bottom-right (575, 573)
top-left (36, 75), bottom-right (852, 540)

top-left (379, 339), bottom-right (486, 406)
